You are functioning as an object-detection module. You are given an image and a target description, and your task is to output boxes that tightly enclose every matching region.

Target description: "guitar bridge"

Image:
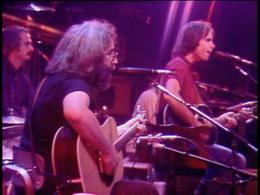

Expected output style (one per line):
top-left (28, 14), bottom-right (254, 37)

top-left (97, 155), bottom-right (114, 186)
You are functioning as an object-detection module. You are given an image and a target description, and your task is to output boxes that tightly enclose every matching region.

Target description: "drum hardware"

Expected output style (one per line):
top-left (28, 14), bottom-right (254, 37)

top-left (3, 165), bottom-right (34, 195)
top-left (2, 146), bottom-right (14, 165)
top-left (3, 114), bottom-right (25, 141)
top-left (2, 125), bottom-right (22, 165)
top-left (8, 3), bottom-right (55, 12)
top-left (3, 125), bottom-right (24, 140)
top-left (3, 115), bottom-right (25, 125)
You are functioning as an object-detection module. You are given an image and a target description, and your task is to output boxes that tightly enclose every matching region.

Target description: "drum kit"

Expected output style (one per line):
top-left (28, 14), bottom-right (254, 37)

top-left (3, 2), bottom-right (53, 163)
top-left (6, 2), bottom-right (55, 12)
top-left (2, 115), bottom-right (25, 164)
top-left (2, 115), bottom-right (26, 194)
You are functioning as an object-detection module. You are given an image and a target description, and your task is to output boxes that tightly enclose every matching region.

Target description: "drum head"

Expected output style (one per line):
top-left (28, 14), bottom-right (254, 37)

top-left (2, 146), bottom-right (13, 163)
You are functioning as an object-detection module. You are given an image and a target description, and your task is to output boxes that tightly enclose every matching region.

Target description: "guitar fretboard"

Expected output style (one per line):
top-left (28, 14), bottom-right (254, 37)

top-left (113, 123), bottom-right (139, 152)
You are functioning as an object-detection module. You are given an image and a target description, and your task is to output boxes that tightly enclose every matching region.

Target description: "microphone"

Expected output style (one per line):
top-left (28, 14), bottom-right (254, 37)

top-left (137, 134), bottom-right (184, 143)
top-left (195, 82), bottom-right (208, 91)
top-left (214, 51), bottom-right (256, 66)
top-left (115, 67), bottom-right (175, 75)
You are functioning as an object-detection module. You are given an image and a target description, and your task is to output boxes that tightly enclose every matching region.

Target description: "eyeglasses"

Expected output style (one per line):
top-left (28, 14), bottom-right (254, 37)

top-left (106, 48), bottom-right (119, 59)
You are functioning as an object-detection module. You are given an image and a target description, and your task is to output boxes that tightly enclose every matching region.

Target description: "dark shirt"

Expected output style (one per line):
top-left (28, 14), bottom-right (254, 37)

top-left (20, 72), bottom-right (93, 173)
top-left (3, 59), bottom-right (33, 117)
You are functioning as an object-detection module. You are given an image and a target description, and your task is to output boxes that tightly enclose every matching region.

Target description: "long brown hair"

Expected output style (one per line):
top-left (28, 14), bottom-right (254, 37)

top-left (172, 20), bottom-right (214, 57)
top-left (3, 26), bottom-right (30, 57)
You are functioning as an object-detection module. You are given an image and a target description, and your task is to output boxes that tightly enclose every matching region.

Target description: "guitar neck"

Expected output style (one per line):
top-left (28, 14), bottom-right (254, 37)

top-left (113, 123), bottom-right (139, 152)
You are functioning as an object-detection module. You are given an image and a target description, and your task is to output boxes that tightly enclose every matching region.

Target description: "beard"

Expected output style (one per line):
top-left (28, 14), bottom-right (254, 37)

top-left (89, 65), bottom-right (114, 91)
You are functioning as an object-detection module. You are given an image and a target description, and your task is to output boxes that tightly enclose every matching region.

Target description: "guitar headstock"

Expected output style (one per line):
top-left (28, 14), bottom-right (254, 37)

top-left (135, 105), bottom-right (146, 122)
top-left (226, 101), bottom-right (257, 123)
top-left (95, 105), bottom-right (110, 124)
top-left (237, 104), bottom-right (257, 122)
top-left (132, 105), bottom-right (148, 135)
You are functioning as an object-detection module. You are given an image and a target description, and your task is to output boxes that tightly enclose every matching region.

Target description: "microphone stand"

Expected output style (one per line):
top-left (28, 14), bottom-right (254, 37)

top-left (155, 143), bottom-right (257, 195)
top-left (154, 83), bottom-right (257, 194)
top-left (233, 63), bottom-right (257, 85)
top-left (154, 83), bottom-right (257, 153)
top-left (154, 143), bottom-right (257, 179)
top-left (195, 81), bottom-right (257, 100)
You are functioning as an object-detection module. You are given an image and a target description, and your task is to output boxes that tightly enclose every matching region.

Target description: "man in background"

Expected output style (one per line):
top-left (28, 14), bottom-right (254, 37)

top-left (3, 26), bottom-right (34, 117)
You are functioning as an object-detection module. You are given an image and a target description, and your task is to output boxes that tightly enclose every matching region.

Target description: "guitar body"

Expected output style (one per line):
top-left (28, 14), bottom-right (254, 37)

top-left (51, 126), bottom-right (83, 195)
top-left (52, 117), bottom-right (123, 195)
top-left (163, 104), bottom-right (217, 145)
top-left (77, 117), bottom-right (123, 195)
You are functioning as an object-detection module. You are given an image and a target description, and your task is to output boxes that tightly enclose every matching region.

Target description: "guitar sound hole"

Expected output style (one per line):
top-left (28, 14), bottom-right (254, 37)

top-left (101, 173), bottom-right (114, 186)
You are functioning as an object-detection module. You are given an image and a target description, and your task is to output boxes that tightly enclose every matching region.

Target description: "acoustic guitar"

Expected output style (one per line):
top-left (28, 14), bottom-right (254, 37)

top-left (51, 113), bottom-right (144, 195)
top-left (162, 102), bottom-right (256, 146)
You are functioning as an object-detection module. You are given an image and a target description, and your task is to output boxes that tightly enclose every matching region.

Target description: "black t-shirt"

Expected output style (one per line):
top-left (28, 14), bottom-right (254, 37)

top-left (20, 72), bottom-right (93, 172)
top-left (3, 59), bottom-right (33, 117)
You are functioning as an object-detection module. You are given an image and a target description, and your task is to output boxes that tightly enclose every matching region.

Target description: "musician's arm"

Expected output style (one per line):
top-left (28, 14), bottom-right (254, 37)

top-left (213, 104), bottom-right (255, 128)
top-left (164, 78), bottom-right (201, 126)
top-left (214, 112), bottom-right (238, 129)
top-left (63, 91), bottom-right (118, 174)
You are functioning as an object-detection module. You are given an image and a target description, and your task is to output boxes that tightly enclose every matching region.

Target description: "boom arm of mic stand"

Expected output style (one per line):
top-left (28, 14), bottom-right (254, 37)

top-left (234, 64), bottom-right (257, 85)
top-left (154, 83), bottom-right (257, 153)
top-left (195, 81), bottom-right (257, 99)
top-left (157, 144), bottom-right (257, 179)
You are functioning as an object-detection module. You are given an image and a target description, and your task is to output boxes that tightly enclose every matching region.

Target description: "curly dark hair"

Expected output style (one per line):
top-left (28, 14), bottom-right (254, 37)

top-left (45, 19), bottom-right (117, 81)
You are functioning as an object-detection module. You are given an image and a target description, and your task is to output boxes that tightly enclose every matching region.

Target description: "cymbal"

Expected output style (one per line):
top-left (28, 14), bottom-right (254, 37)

top-left (3, 125), bottom-right (24, 140)
top-left (9, 3), bottom-right (55, 12)
top-left (3, 116), bottom-right (25, 125)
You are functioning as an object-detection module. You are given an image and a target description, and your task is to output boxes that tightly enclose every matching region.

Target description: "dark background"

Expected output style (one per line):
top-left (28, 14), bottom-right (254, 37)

top-left (2, 1), bottom-right (257, 167)
top-left (3, 1), bottom-right (257, 103)
top-left (2, 1), bottom-right (257, 116)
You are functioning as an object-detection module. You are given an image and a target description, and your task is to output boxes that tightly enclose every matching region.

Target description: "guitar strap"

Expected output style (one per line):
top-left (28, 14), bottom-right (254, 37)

top-left (12, 76), bottom-right (49, 190)
top-left (27, 76), bottom-right (48, 175)
top-left (24, 76), bottom-right (68, 184)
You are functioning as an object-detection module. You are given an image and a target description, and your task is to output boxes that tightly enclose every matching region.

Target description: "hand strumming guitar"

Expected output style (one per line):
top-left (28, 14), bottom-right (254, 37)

top-left (216, 103), bottom-right (256, 129)
top-left (194, 108), bottom-right (238, 143)
top-left (101, 147), bottom-right (119, 176)
top-left (216, 112), bottom-right (238, 129)
top-left (196, 103), bottom-right (256, 143)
